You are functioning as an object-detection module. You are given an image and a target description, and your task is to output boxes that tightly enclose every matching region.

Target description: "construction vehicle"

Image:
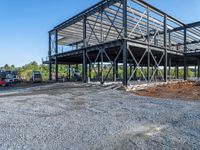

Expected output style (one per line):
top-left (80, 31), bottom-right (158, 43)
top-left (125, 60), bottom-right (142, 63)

top-left (0, 78), bottom-right (6, 86)
top-left (30, 71), bottom-right (42, 83)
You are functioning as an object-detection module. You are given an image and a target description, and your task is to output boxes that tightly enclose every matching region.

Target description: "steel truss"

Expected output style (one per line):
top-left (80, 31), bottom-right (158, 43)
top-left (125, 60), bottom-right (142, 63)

top-left (46, 0), bottom-right (200, 85)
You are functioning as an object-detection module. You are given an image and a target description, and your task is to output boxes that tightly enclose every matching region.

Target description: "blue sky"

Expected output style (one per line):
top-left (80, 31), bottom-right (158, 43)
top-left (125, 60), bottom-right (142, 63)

top-left (0, 0), bottom-right (199, 67)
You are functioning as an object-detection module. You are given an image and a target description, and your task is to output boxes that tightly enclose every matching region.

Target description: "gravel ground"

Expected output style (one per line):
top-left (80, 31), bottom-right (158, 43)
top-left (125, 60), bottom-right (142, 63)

top-left (0, 83), bottom-right (200, 149)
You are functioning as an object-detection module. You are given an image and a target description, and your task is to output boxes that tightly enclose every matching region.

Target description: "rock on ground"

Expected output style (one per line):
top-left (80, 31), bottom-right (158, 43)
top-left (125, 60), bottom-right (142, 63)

top-left (0, 83), bottom-right (199, 149)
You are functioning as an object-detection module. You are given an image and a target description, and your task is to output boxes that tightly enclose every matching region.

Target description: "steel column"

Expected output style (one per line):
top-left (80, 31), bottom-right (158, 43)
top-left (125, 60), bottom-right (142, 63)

top-left (198, 59), bottom-right (200, 79)
top-left (169, 32), bottom-right (171, 48)
top-left (89, 64), bottom-right (91, 79)
top-left (101, 48), bottom-right (104, 84)
top-left (82, 16), bottom-right (87, 83)
top-left (147, 6), bottom-right (150, 82)
top-left (48, 32), bottom-right (52, 81)
top-left (82, 51), bottom-right (87, 83)
top-left (151, 66), bottom-right (154, 77)
top-left (76, 64), bottom-right (79, 71)
top-left (113, 62), bottom-right (117, 82)
top-left (184, 57), bottom-right (187, 80)
top-left (168, 56), bottom-right (171, 80)
top-left (164, 15), bottom-right (168, 82)
top-left (154, 64), bottom-right (157, 81)
top-left (134, 64), bottom-right (137, 80)
top-left (98, 62), bottom-right (100, 80)
top-left (176, 64), bottom-right (179, 79)
top-left (123, 41), bottom-right (127, 85)
top-left (184, 27), bottom-right (187, 80)
top-left (123, 0), bottom-right (127, 86)
top-left (116, 63), bottom-right (119, 79)
top-left (195, 65), bottom-right (197, 78)
top-left (68, 64), bottom-right (71, 80)
top-left (141, 66), bottom-right (144, 80)
top-left (130, 64), bottom-right (132, 80)
top-left (55, 30), bottom-right (58, 81)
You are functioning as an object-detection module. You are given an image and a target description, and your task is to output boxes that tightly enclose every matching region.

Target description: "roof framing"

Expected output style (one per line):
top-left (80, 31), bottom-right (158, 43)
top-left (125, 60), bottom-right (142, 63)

top-left (49, 0), bottom-right (200, 53)
top-left (50, 0), bottom-right (185, 32)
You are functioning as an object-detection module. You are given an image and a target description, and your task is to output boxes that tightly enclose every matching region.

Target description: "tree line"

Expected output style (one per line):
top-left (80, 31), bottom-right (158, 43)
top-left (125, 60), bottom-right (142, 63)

top-left (0, 61), bottom-right (196, 81)
top-left (1, 62), bottom-right (57, 81)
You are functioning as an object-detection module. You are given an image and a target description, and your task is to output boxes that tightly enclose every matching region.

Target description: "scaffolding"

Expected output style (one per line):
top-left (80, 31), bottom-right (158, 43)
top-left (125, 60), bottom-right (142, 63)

top-left (45, 0), bottom-right (200, 85)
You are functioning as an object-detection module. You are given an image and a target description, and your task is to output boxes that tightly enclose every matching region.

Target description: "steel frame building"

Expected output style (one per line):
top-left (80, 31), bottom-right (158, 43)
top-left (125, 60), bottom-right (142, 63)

top-left (45, 0), bottom-right (200, 85)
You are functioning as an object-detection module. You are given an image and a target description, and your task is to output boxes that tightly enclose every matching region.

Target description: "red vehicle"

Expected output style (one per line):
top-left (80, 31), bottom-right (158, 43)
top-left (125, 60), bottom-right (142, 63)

top-left (0, 78), bottom-right (6, 86)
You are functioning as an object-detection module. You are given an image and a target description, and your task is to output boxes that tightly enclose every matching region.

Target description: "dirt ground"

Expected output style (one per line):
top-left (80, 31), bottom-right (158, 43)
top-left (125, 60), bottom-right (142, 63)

top-left (0, 82), bottom-right (200, 149)
top-left (134, 81), bottom-right (200, 101)
top-left (0, 82), bottom-right (51, 91)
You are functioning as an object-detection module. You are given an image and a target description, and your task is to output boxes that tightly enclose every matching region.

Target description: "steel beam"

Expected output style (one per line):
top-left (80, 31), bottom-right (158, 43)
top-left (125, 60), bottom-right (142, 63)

top-left (54, 0), bottom-right (121, 31)
top-left (172, 21), bottom-right (200, 32)
top-left (135, 0), bottom-right (185, 26)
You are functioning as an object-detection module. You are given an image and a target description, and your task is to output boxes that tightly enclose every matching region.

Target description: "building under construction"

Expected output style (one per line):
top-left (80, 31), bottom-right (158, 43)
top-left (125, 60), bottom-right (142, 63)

top-left (45, 0), bottom-right (200, 85)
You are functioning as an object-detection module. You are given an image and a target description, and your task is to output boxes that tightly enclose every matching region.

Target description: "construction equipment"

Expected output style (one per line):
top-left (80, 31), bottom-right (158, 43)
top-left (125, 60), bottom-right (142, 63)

top-left (30, 71), bottom-right (42, 83)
